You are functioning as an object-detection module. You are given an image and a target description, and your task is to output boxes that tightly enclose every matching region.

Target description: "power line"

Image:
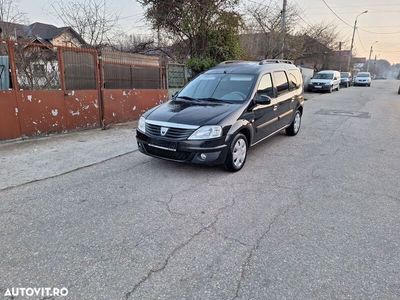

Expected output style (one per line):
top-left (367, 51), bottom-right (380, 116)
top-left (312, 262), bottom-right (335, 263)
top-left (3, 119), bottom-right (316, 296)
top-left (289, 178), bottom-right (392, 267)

top-left (356, 28), bottom-right (367, 52)
top-left (358, 28), bottom-right (400, 35)
top-left (319, 0), bottom-right (353, 27)
top-left (319, 0), bottom-right (400, 35)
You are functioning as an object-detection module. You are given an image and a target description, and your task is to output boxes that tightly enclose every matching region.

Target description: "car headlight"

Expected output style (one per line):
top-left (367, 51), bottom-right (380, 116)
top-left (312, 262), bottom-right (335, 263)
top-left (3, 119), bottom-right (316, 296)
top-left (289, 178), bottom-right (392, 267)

top-left (138, 116), bottom-right (146, 133)
top-left (188, 126), bottom-right (222, 140)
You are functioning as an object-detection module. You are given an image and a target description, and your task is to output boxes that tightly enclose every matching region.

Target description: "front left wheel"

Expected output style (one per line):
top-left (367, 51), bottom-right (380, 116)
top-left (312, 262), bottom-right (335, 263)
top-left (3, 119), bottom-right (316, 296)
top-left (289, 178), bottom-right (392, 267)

top-left (286, 110), bottom-right (302, 136)
top-left (224, 133), bottom-right (248, 172)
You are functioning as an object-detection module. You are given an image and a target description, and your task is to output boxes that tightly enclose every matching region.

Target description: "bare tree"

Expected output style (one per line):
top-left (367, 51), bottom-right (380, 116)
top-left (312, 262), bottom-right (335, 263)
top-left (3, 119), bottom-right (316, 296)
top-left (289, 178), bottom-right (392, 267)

top-left (111, 33), bottom-right (156, 54)
top-left (243, 0), bottom-right (340, 67)
top-left (0, 0), bottom-right (25, 38)
top-left (302, 23), bottom-right (338, 51)
top-left (243, 0), bottom-right (300, 59)
top-left (51, 0), bottom-right (119, 47)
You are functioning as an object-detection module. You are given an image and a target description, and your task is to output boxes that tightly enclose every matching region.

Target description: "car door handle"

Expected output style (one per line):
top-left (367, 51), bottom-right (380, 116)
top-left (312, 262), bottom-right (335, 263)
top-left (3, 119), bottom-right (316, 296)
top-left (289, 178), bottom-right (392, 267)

top-left (273, 105), bottom-right (278, 111)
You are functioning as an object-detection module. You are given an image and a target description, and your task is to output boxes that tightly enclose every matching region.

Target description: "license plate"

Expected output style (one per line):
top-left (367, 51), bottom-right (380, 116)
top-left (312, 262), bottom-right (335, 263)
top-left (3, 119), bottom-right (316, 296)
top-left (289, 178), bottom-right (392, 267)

top-left (314, 86), bottom-right (322, 88)
top-left (148, 139), bottom-right (177, 151)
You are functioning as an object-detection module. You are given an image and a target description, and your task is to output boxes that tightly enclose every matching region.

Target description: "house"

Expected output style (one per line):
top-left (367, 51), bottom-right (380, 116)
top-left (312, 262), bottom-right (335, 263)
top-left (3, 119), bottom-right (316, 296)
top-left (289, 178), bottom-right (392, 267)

top-left (0, 21), bottom-right (86, 47)
top-left (0, 21), bottom-right (87, 90)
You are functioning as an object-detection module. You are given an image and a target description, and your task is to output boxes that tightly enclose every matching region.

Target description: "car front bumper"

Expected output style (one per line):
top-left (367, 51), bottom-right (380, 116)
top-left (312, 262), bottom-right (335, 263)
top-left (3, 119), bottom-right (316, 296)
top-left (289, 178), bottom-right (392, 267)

top-left (354, 81), bottom-right (370, 86)
top-left (136, 130), bottom-right (229, 166)
top-left (308, 84), bottom-right (331, 91)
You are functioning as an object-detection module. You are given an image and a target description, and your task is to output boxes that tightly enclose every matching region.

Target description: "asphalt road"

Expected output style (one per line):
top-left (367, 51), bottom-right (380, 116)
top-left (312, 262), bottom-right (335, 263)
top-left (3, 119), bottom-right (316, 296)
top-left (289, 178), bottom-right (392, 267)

top-left (1, 81), bottom-right (400, 300)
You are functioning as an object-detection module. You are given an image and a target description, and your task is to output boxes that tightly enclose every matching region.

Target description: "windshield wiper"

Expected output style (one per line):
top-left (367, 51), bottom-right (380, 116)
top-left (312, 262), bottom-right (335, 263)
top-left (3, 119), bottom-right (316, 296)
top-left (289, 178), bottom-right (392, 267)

top-left (197, 97), bottom-right (235, 104)
top-left (199, 97), bottom-right (224, 102)
top-left (175, 96), bottom-right (198, 101)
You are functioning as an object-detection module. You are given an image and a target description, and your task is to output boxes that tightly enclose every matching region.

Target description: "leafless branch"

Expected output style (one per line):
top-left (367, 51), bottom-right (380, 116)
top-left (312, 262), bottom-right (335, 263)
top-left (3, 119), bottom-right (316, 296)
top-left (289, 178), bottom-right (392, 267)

top-left (51, 0), bottom-right (119, 47)
top-left (0, 0), bottom-right (26, 38)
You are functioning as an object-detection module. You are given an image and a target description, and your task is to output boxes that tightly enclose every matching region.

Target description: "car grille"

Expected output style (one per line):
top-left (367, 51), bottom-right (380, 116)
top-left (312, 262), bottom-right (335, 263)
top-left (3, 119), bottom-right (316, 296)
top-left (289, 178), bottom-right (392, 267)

top-left (144, 144), bottom-right (191, 161)
top-left (145, 123), bottom-right (195, 140)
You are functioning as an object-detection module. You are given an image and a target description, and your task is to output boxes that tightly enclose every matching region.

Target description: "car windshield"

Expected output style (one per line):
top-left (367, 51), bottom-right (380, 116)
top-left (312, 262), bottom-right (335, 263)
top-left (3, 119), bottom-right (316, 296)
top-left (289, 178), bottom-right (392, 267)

top-left (314, 73), bottom-right (334, 79)
top-left (340, 73), bottom-right (349, 78)
top-left (177, 73), bottom-right (255, 103)
top-left (357, 73), bottom-right (370, 78)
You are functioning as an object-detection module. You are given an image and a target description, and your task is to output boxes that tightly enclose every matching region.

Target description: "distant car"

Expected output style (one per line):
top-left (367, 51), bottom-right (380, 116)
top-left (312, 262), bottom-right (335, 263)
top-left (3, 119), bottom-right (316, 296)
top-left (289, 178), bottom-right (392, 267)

top-left (340, 72), bottom-right (352, 88)
top-left (308, 70), bottom-right (341, 93)
top-left (354, 72), bottom-right (372, 87)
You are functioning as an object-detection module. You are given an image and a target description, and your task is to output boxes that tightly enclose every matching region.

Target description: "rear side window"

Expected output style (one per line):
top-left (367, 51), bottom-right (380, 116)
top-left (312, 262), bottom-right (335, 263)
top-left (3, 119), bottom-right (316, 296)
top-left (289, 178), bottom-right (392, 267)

top-left (288, 69), bottom-right (302, 89)
top-left (257, 73), bottom-right (274, 97)
top-left (273, 71), bottom-right (289, 95)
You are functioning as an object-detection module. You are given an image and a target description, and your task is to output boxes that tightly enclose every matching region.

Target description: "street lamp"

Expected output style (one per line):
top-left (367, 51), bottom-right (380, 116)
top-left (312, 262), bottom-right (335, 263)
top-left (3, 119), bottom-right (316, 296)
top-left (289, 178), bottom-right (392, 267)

top-left (367, 41), bottom-right (378, 72)
top-left (347, 10), bottom-right (368, 71)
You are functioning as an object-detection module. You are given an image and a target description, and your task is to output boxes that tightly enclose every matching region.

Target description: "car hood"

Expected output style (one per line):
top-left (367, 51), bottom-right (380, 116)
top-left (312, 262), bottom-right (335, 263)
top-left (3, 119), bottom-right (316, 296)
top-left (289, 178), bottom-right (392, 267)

top-left (310, 79), bottom-right (332, 84)
top-left (146, 100), bottom-right (241, 126)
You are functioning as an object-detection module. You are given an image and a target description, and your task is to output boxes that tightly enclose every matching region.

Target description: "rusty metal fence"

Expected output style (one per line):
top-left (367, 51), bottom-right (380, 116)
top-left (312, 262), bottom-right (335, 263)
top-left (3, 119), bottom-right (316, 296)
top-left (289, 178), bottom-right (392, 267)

top-left (102, 50), bottom-right (163, 89)
top-left (63, 49), bottom-right (97, 90)
top-left (0, 39), bottom-right (168, 140)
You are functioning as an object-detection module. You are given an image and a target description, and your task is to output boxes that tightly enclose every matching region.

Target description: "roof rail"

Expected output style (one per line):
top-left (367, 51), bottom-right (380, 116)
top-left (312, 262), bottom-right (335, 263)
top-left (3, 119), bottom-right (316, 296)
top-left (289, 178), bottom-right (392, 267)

top-left (219, 60), bottom-right (245, 65)
top-left (259, 59), bottom-right (294, 65)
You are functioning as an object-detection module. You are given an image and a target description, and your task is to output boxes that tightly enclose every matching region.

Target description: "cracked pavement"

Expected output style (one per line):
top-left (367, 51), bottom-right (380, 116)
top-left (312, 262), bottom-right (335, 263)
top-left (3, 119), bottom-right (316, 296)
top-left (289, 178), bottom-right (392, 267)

top-left (1, 81), bottom-right (400, 299)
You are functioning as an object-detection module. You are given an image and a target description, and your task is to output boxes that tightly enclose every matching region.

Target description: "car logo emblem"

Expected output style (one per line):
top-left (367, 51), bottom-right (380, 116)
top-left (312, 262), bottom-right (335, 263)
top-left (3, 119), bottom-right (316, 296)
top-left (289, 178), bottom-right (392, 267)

top-left (160, 127), bottom-right (168, 136)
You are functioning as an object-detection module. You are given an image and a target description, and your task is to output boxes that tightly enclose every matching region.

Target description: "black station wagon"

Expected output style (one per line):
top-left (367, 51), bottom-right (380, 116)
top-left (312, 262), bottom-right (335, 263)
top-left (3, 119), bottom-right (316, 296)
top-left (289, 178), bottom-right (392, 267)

top-left (136, 60), bottom-right (304, 171)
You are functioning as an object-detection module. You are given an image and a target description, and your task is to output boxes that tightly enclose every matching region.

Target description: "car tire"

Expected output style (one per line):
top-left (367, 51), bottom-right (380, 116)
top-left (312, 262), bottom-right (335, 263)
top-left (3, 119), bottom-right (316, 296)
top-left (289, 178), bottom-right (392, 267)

top-left (224, 133), bottom-right (248, 172)
top-left (398, 86), bottom-right (400, 94)
top-left (336, 85), bottom-right (340, 91)
top-left (286, 110), bottom-right (302, 136)
top-left (328, 86), bottom-right (333, 93)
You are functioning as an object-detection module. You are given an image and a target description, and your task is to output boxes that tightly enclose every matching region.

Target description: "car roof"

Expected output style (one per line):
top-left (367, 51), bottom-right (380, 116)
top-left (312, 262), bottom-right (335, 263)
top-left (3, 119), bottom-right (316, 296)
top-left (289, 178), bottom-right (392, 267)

top-left (206, 61), bottom-right (300, 76)
top-left (357, 72), bottom-right (371, 75)
top-left (318, 70), bottom-right (339, 73)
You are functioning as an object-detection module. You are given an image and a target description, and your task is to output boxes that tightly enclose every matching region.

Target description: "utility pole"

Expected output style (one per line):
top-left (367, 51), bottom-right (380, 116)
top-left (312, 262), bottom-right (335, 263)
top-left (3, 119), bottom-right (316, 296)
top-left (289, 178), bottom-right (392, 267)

top-left (347, 11), bottom-right (368, 72)
top-left (367, 41), bottom-right (378, 72)
top-left (281, 0), bottom-right (287, 59)
top-left (157, 25), bottom-right (161, 48)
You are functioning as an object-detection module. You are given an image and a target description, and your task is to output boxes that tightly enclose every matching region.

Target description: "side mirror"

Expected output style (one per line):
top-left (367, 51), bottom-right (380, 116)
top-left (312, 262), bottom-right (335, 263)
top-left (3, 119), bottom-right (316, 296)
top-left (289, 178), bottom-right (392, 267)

top-left (255, 94), bottom-right (272, 105)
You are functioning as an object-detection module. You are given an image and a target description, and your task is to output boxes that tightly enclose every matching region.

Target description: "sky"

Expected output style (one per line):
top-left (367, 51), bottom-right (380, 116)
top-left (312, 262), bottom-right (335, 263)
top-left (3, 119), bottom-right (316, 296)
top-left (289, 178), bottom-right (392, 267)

top-left (15, 0), bottom-right (400, 64)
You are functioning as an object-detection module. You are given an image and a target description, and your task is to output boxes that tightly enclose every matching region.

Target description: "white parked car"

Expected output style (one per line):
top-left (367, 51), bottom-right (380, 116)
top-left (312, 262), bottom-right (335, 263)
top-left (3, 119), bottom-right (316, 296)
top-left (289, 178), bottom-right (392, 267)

top-left (308, 70), bottom-right (341, 93)
top-left (354, 72), bottom-right (372, 87)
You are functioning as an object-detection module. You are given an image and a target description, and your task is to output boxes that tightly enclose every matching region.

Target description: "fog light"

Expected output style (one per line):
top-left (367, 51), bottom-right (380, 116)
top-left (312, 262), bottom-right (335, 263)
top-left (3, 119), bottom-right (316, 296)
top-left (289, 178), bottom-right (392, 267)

top-left (200, 153), bottom-right (207, 160)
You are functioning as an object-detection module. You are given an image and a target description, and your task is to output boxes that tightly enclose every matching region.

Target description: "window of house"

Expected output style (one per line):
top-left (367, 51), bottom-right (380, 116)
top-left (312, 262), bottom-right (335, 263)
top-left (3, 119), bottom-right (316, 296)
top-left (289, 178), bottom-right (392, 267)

top-left (33, 64), bottom-right (46, 77)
